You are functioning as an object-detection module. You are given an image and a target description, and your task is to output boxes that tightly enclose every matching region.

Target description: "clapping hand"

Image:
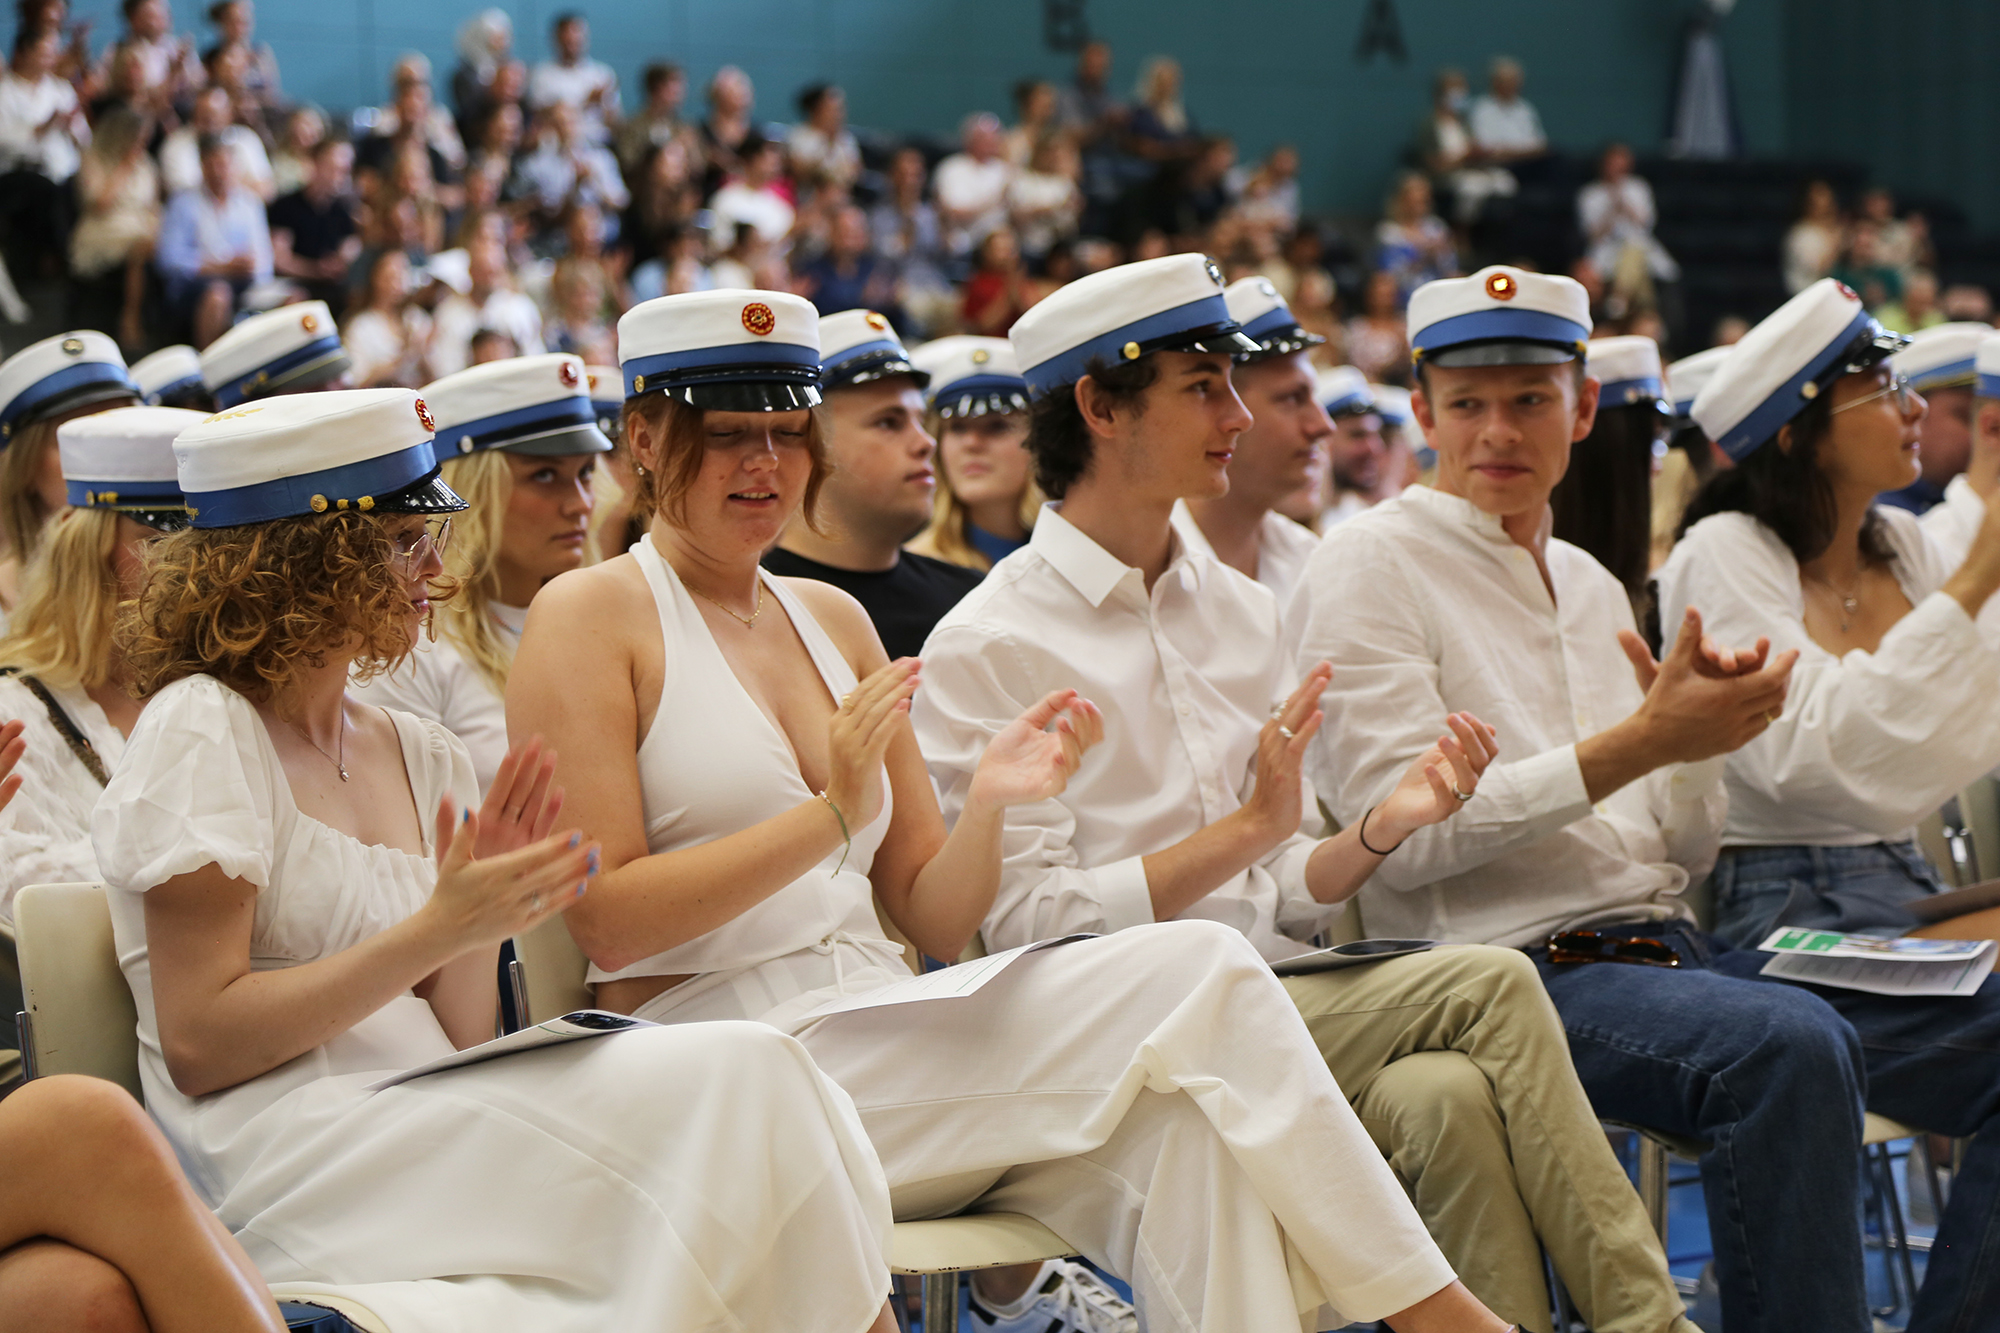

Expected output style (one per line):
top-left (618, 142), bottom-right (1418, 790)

top-left (427, 736), bottom-right (595, 951)
top-left (0, 719), bottom-right (25, 817)
top-left (1371, 713), bottom-right (1499, 844)
top-left (967, 689), bottom-right (1104, 810)
top-left (1619, 608), bottom-right (1798, 762)
top-left (1238, 662), bottom-right (1333, 845)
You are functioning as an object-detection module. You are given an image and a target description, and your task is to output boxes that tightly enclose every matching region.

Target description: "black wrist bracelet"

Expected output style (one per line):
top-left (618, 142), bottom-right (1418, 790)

top-left (1357, 804), bottom-right (1404, 856)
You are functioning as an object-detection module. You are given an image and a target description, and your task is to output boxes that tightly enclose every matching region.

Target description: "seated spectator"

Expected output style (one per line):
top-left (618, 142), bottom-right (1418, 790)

top-left (627, 221), bottom-right (711, 302)
top-left (467, 325), bottom-right (515, 363)
top-left (268, 136), bottom-right (359, 311)
top-left (1125, 54), bottom-right (1197, 162)
top-left (266, 103), bottom-right (323, 198)
top-left (868, 145), bottom-right (953, 329)
top-left (934, 112), bottom-right (1012, 257)
top-left (465, 96), bottom-right (523, 188)
top-left (95, 0), bottom-right (201, 114)
top-left (15, 0), bottom-right (89, 88)
top-left (530, 10), bottom-right (619, 144)
top-left (157, 132), bottom-right (272, 346)
top-left (1833, 220), bottom-right (1903, 313)
top-left (1375, 170), bottom-right (1457, 305)
top-left (960, 227), bottom-right (1030, 335)
top-left (0, 25), bottom-right (85, 274)
top-left (448, 6), bottom-right (511, 135)
top-left (615, 60), bottom-right (689, 175)
top-left (695, 63), bottom-right (754, 196)
top-left (707, 218), bottom-right (779, 290)
top-left (1858, 186), bottom-right (1931, 283)
top-left (621, 137), bottom-right (697, 263)
top-left (1345, 269), bottom-right (1413, 382)
top-left (515, 101), bottom-right (629, 232)
top-left (205, 0), bottom-right (277, 110)
top-left (796, 202), bottom-right (898, 319)
top-left (200, 40), bottom-right (272, 153)
top-left (1578, 143), bottom-right (1678, 317)
top-left (342, 247), bottom-right (431, 386)
top-left (543, 255), bottom-right (616, 364)
top-left (904, 335), bottom-right (1037, 571)
top-left (356, 63), bottom-right (462, 213)
top-left (1006, 134), bottom-right (1080, 260)
top-left (1876, 266), bottom-right (1944, 334)
top-left (708, 129), bottom-right (793, 244)
top-left (1783, 179), bottom-right (1844, 295)
top-left (160, 84), bottom-right (273, 202)
top-left (1003, 77), bottom-right (1057, 168)
top-left (786, 81), bottom-right (860, 199)
top-left (68, 104), bottom-right (159, 349)
top-left (1417, 67), bottom-right (1514, 227)
top-left (1467, 56), bottom-right (1548, 166)
top-left (1230, 142), bottom-right (1301, 235)
top-left (428, 222), bottom-right (543, 376)
top-left (1942, 282), bottom-right (1994, 324)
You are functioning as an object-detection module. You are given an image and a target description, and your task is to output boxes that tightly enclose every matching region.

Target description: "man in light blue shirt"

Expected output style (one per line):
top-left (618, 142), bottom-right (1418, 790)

top-left (156, 133), bottom-right (272, 347)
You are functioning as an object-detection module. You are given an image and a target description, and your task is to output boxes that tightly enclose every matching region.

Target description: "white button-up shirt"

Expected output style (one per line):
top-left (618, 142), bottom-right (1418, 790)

top-left (1288, 484), bottom-right (1724, 948)
top-left (1169, 499), bottom-right (1321, 613)
top-left (1654, 504), bottom-right (2000, 847)
top-left (916, 504), bottom-right (1334, 961)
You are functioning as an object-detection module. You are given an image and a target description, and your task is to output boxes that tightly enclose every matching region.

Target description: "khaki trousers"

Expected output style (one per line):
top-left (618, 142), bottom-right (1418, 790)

top-left (1282, 944), bottom-right (1697, 1333)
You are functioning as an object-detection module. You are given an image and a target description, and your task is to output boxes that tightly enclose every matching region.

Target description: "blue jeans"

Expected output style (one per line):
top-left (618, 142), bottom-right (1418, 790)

top-left (1533, 920), bottom-right (2000, 1333)
top-left (1711, 840), bottom-right (1947, 950)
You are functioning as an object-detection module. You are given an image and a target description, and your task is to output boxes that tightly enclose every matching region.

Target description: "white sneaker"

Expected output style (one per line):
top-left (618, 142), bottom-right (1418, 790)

top-left (967, 1259), bottom-right (1139, 1332)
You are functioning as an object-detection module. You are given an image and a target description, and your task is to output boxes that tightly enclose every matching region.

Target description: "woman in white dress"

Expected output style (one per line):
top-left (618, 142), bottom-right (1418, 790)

top-left (96, 387), bottom-right (903, 1333)
top-left (351, 353), bottom-right (610, 793)
top-left (512, 290), bottom-right (1517, 1333)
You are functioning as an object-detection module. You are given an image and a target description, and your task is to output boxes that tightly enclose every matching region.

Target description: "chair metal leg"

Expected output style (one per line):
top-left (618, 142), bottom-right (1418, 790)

top-left (920, 1272), bottom-right (959, 1333)
top-left (1637, 1135), bottom-right (1670, 1243)
top-left (15, 1009), bottom-right (33, 1080)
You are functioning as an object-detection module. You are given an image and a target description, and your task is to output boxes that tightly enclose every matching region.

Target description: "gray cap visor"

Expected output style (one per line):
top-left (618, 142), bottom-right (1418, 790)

top-left (1426, 339), bottom-right (1582, 369)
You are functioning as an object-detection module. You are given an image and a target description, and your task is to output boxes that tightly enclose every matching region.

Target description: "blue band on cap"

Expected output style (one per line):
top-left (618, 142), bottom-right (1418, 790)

top-left (1323, 389), bottom-right (1373, 415)
top-left (1715, 308), bottom-right (1875, 461)
top-left (1412, 308), bottom-right (1590, 358)
top-left (211, 334), bottom-right (346, 408)
top-left (430, 397), bottom-right (599, 462)
top-left (186, 443), bottom-right (436, 527)
top-left (1908, 356), bottom-right (1976, 390)
top-left (589, 396), bottom-right (622, 413)
top-left (1598, 375), bottom-right (1667, 409)
top-left (65, 478), bottom-right (184, 508)
top-left (622, 341), bottom-right (820, 397)
top-left (1, 362), bottom-right (138, 434)
top-left (933, 371), bottom-right (1029, 403)
top-left (142, 372), bottom-right (206, 406)
top-left (1981, 371), bottom-right (2000, 400)
top-left (1023, 293), bottom-right (1235, 394)
top-left (823, 338), bottom-right (906, 377)
top-left (1241, 307), bottom-right (1301, 343)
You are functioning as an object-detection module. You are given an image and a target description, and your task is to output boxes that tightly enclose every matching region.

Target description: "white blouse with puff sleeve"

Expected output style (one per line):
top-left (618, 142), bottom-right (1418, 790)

top-left (0, 675), bottom-right (123, 922)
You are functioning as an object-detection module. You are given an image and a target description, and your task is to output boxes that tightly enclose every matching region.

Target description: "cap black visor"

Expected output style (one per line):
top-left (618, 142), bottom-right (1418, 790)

top-left (1146, 321), bottom-right (1261, 361)
top-left (247, 349), bottom-right (352, 400)
top-left (667, 381), bottom-right (824, 412)
top-left (936, 389), bottom-right (1031, 420)
top-left (372, 468), bottom-right (468, 515)
top-left (1238, 327), bottom-right (1328, 363)
top-left (23, 382), bottom-right (140, 428)
top-left (124, 508), bottom-right (193, 532)
top-left (1425, 339), bottom-right (1582, 369)
top-left (826, 353), bottom-right (931, 392)
top-left (494, 422), bottom-right (615, 457)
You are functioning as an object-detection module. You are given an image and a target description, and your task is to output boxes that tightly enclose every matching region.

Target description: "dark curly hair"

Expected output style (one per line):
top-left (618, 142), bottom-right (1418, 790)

top-left (120, 512), bottom-right (455, 702)
top-left (1024, 355), bottom-right (1161, 500)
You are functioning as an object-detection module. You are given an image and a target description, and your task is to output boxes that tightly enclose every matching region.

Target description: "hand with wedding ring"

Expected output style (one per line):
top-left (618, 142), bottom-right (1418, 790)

top-left (824, 657), bottom-right (923, 829)
top-left (1369, 712), bottom-right (1501, 848)
top-left (1238, 662), bottom-right (1334, 849)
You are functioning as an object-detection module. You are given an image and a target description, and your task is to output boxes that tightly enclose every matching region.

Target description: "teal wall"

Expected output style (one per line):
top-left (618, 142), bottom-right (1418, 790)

top-left (35, 0), bottom-right (1797, 217)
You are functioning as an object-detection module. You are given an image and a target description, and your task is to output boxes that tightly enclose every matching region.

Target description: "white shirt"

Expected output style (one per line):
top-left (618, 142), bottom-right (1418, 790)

top-left (1468, 95), bottom-right (1546, 154)
top-left (347, 603), bottom-right (525, 795)
top-left (709, 181), bottom-right (795, 244)
top-left (428, 288), bottom-right (546, 377)
top-left (0, 71), bottom-right (81, 181)
top-left (158, 124), bottom-right (272, 198)
top-left (0, 677), bottom-right (122, 922)
top-left (915, 505), bottom-right (1335, 962)
top-left (1288, 485), bottom-right (1725, 948)
top-left (1170, 500), bottom-right (1320, 612)
top-left (931, 152), bottom-right (1012, 252)
top-left (1654, 506), bottom-right (2000, 847)
top-left (1577, 176), bottom-right (1678, 282)
top-left (528, 57), bottom-right (619, 140)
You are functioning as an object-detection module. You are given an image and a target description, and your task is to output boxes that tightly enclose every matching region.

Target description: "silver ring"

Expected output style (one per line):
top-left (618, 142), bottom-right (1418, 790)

top-left (1277, 724), bottom-right (1296, 741)
top-left (531, 893), bottom-right (543, 912)
top-left (1269, 703), bottom-right (1286, 719)
top-left (1451, 786), bottom-right (1474, 802)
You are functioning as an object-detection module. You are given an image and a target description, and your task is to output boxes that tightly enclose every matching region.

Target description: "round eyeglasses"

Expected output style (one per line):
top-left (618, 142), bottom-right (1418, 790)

top-left (1830, 372), bottom-right (1923, 417)
top-left (388, 516), bottom-right (453, 571)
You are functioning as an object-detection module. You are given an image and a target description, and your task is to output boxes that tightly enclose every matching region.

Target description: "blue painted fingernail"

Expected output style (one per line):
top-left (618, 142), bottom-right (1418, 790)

top-left (587, 850), bottom-right (600, 872)
top-left (462, 809), bottom-right (471, 824)
top-left (569, 832), bottom-right (581, 848)
top-left (575, 881), bottom-right (589, 897)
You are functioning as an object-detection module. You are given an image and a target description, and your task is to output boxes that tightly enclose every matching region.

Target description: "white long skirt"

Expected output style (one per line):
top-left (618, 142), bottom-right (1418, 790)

top-left (224, 1022), bottom-right (892, 1333)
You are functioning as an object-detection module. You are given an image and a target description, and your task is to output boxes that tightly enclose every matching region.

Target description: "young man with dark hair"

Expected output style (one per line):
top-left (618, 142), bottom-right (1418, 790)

top-left (915, 253), bottom-right (1697, 1333)
top-left (267, 136), bottom-right (358, 310)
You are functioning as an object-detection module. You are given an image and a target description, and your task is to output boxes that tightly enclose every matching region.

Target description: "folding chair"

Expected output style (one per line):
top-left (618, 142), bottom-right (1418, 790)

top-left (509, 915), bottom-right (1080, 1333)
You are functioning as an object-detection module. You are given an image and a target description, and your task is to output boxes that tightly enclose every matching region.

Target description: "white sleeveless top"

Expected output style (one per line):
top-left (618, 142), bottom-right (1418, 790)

top-left (593, 539), bottom-right (909, 1031)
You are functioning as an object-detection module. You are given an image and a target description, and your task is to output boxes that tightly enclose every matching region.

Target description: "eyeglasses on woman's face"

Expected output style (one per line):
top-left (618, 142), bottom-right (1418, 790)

top-left (387, 515), bottom-right (453, 571)
top-left (1830, 371), bottom-right (1924, 418)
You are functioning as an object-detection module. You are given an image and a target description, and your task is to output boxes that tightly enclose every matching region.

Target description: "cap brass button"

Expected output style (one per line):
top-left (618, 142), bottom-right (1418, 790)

top-left (1122, 341), bottom-right (1141, 360)
top-left (310, 495), bottom-right (329, 512)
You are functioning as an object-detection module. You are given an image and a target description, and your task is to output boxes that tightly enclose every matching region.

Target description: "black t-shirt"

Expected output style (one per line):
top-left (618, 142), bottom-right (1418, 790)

top-left (266, 189), bottom-right (357, 261)
top-left (760, 547), bottom-right (985, 660)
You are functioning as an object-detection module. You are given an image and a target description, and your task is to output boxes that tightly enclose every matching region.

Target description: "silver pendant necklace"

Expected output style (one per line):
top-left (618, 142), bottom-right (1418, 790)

top-left (288, 712), bottom-right (348, 781)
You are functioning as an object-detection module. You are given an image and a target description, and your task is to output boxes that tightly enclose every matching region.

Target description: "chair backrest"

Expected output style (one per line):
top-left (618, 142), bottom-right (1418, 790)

top-left (511, 915), bottom-right (593, 1025)
top-left (16, 882), bottom-right (142, 1098)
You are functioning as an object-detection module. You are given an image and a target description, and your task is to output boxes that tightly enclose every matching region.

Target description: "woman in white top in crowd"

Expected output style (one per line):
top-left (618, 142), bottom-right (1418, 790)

top-left (903, 335), bottom-right (1039, 572)
top-left (0, 406), bottom-right (204, 921)
top-left (0, 333), bottom-right (143, 624)
top-left (511, 290), bottom-right (1518, 1333)
top-left (351, 353), bottom-right (608, 793)
top-left (1657, 278), bottom-right (2000, 947)
top-left (96, 387), bottom-right (903, 1333)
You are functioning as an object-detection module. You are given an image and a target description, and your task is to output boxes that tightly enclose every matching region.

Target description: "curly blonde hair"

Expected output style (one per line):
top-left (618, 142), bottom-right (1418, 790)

top-left (622, 392), bottom-right (830, 531)
top-left (120, 512), bottom-right (452, 703)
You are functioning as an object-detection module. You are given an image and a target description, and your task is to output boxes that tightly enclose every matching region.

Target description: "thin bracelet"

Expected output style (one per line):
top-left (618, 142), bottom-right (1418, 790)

top-left (1357, 804), bottom-right (1405, 857)
top-left (817, 790), bottom-right (852, 874)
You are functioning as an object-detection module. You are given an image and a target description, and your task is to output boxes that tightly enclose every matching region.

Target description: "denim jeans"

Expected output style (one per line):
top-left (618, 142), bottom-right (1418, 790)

top-left (1710, 839), bottom-right (1947, 950)
top-left (1532, 919), bottom-right (2000, 1333)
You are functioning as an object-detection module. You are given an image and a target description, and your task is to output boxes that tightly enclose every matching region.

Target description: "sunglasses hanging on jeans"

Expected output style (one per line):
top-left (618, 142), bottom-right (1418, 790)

top-left (1544, 930), bottom-right (1682, 968)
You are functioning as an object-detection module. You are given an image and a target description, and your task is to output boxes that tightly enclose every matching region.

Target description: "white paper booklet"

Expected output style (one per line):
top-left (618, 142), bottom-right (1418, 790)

top-left (1756, 927), bottom-right (1996, 998)
top-left (365, 1010), bottom-right (659, 1092)
top-left (799, 934), bottom-right (1098, 1022)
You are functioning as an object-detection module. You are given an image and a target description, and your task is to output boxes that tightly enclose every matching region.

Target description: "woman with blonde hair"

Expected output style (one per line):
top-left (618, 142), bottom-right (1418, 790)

top-left (68, 106), bottom-right (162, 350)
top-left (351, 353), bottom-right (610, 793)
top-left (904, 335), bottom-right (1038, 571)
top-left (0, 333), bottom-right (143, 625)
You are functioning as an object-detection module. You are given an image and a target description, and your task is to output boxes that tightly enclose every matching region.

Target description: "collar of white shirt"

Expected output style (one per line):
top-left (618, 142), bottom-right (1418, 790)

top-left (1029, 502), bottom-right (1205, 608)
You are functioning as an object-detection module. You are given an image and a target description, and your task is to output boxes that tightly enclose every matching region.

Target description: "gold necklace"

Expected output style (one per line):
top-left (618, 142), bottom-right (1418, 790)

top-left (287, 712), bottom-right (348, 781)
top-left (1808, 571), bottom-right (1862, 633)
top-left (689, 578), bottom-right (765, 628)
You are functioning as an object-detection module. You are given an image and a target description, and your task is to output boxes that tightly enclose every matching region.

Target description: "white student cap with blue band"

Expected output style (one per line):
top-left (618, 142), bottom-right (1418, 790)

top-left (129, 345), bottom-right (206, 406)
top-left (1315, 365), bottom-right (1375, 417)
top-left (200, 301), bottom-right (351, 409)
top-left (1369, 384), bottom-right (1414, 430)
top-left (57, 405), bottom-right (202, 530)
top-left (819, 309), bottom-right (928, 391)
top-left (1223, 276), bottom-right (1325, 361)
top-left (1977, 333), bottom-right (2000, 400)
top-left (421, 353), bottom-right (614, 463)
top-left (1407, 266), bottom-right (1590, 368)
top-left (0, 331), bottom-right (139, 442)
top-left (1009, 253), bottom-right (1257, 396)
top-left (584, 363), bottom-right (622, 436)
top-left (1692, 278), bottom-right (1908, 462)
top-left (175, 389), bottom-right (465, 528)
top-left (1666, 346), bottom-right (1730, 428)
top-left (1586, 336), bottom-right (1669, 414)
top-left (1892, 322), bottom-right (1992, 392)
top-left (909, 336), bottom-right (1027, 419)
top-left (617, 290), bottom-right (822, 412)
